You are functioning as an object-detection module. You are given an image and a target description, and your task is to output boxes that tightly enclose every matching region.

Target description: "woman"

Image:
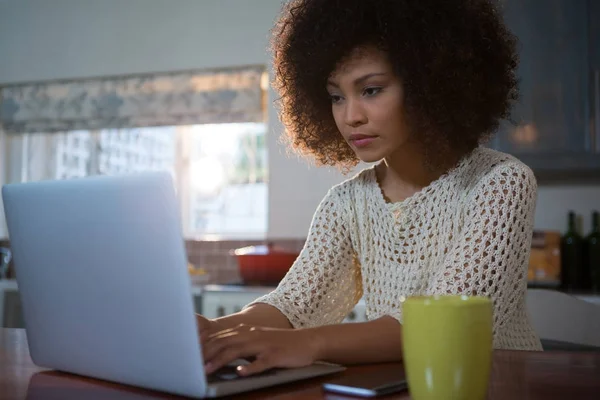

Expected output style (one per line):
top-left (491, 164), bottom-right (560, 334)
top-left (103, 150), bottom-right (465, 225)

top-left (198, 0), bottom-right (542, 376)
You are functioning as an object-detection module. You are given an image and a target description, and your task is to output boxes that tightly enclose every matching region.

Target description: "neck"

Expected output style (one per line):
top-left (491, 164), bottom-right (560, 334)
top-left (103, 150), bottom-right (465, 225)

top-left (376, 141), bottom-right (461, 203)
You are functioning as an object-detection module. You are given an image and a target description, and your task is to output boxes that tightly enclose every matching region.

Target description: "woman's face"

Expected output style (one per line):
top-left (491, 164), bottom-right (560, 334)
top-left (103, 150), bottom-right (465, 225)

top-left (327, 46), bottom-right (412, 163)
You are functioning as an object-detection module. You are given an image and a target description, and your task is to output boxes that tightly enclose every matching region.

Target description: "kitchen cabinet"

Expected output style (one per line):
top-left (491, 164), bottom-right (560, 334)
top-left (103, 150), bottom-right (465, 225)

top-left (2, 289), bottom-right (23, 328)
top-left (0, 282), bottom-right (368, 328)
top-left (489, 0), bottom-right (600, 179)
top-left (201, 286), bottom-right (270, 319)
top-left (1, 281), bottom-right (599, 329)
top-left (201, 285), bottom-right (368, 323)
top-left (0, 280), bottom-right (19, 328)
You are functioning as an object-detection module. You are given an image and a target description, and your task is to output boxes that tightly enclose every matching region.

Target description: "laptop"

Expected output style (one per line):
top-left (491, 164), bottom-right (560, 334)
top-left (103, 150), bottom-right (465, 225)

top-left (2, 172), bottom-right (344, 398)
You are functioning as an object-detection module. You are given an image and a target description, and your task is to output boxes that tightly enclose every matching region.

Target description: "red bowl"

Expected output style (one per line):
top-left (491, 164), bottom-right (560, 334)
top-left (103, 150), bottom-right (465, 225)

top-left (232, 244), bottom-right (299, 286)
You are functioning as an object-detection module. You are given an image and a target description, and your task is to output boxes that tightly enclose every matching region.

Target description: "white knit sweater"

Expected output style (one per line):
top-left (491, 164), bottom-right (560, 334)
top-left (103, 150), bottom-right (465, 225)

top-left (251, 147), bottom-right (543, 351)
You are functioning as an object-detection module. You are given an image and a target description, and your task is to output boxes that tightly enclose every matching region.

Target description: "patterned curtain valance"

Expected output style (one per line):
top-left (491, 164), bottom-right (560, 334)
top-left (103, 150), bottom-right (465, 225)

top-left (0, 65), bottom-right (266, 134)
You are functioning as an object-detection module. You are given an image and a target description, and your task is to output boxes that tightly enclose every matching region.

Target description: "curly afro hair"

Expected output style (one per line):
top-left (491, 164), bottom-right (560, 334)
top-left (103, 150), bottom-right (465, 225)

top-left (271, 0), bottom-right (519, 171)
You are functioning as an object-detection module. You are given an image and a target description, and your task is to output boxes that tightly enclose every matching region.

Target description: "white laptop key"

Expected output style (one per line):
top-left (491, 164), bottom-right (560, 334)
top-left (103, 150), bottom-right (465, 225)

top-left (2, 172), bottom-right (344, 398)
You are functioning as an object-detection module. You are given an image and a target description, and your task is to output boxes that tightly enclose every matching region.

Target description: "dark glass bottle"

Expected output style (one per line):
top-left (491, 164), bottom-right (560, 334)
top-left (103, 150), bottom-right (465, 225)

top-left (561, 211), bottom-right (584, 292)
top-left (585, 211), bottom-right (600, 293)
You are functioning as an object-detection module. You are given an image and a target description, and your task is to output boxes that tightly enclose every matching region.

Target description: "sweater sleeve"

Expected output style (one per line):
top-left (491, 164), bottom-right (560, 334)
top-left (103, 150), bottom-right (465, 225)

top-left (245, 187), bottom-right (363, 328)
top-left (428, 163), bottom-right (537, 332)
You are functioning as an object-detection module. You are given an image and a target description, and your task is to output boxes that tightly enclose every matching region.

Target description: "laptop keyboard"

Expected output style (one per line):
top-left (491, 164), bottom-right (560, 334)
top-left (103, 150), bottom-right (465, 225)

top-left (207, 364), bottom-right (281, 383)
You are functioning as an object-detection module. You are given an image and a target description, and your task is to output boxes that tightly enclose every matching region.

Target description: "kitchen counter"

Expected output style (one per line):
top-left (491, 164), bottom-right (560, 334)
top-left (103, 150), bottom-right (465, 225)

top-left (2, 328), bottom-right (600, 399)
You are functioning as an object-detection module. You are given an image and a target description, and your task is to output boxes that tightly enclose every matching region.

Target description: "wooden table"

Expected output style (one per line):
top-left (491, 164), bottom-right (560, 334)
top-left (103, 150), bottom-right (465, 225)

top-left (1, 328), bottom-right (599, 399)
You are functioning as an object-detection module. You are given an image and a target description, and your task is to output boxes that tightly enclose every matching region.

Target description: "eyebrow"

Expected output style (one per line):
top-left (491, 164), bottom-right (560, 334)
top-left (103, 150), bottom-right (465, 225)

top-left (327, 72), bottom-right (388, 88)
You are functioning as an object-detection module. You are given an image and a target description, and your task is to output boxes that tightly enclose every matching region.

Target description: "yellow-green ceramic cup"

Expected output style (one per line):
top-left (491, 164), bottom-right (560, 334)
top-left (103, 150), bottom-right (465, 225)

top-left (402, 295), bottom-right (493, 400)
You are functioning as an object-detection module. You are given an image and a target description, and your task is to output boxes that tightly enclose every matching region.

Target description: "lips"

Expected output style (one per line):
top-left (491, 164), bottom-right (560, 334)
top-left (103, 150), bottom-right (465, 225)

top-left (348, 134), bottom-right (378, 148)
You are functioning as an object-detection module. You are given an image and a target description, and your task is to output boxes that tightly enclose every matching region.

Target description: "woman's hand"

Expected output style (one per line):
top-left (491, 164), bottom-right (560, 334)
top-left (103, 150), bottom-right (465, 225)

top-left (196, 314), bottom-right (226, 343)
top-left (202, 324), bottom-right (321, 376)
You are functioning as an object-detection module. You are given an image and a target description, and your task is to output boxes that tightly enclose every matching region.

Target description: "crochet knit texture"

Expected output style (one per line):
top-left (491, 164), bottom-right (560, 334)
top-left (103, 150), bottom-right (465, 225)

top-left (250, 147), bottom-right (542, 350)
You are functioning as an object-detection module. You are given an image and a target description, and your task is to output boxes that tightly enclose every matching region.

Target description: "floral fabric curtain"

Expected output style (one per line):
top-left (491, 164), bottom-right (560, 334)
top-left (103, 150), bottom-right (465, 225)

top-left (0, 65), bottom-right (266, 134)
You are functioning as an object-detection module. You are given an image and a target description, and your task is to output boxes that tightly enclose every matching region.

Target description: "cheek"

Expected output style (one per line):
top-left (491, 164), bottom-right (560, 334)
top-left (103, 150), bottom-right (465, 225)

top-left (368, 101), bottom-right (400, 126)
top-left (369, 103), bottom-right (409, 139)
top-left (331, 106), bottom-right (344, 129)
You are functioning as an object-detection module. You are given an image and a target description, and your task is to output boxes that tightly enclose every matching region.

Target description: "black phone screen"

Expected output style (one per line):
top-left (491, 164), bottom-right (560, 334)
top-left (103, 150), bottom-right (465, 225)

top-left (322, 368), bottom-right (408, 397)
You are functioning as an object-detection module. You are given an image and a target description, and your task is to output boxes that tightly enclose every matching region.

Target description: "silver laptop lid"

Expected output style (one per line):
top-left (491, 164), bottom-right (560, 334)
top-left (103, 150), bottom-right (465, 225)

top-left (2, 172), bottom-right (207, 398)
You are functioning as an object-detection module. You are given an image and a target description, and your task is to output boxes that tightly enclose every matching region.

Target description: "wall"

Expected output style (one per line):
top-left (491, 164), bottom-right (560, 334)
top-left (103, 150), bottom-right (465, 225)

top-left (0, 0), bottom-right (278, 82)
top-left (0, 0), bottom-right (599, 240)
top-left (535, 186), bottom-right (600, 236)
top-left (0, 0), bottom-right (347, 240)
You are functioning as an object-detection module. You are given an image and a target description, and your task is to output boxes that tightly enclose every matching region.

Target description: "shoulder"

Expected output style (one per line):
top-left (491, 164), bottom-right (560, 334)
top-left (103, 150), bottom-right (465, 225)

top-left (454, 148), bottom-right (538, 222)
top-left (461, 147), bottom-right (537, 197)
top-left (312, 166), bottom-right (376, 223)
top-left (327, 165), bottom-right (377, 199)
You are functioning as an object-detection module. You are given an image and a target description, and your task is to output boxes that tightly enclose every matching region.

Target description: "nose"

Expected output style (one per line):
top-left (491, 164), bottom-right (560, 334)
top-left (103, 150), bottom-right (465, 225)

top-left (343, 98), bottom-right (367, 127)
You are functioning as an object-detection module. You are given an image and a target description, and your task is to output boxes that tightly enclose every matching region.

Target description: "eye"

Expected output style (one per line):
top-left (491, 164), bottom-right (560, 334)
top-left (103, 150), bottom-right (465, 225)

top-left (329, 94), bottom-right (343, 104)
top-left (363, 87), bottom-right (382, 97)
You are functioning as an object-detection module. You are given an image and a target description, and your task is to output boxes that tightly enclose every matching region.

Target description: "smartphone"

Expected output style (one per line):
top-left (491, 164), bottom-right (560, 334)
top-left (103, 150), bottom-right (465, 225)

top-left (322, 369), bottom-right (408, 397)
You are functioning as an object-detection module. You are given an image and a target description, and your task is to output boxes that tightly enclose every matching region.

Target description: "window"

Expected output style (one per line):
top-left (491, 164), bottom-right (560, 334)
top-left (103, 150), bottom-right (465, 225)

top-left (11, 122), bottom-right (267, 239)
top-left (185, 123), bottom-right (267, 237)
top-left (1, 66), bottom-right (268, 239)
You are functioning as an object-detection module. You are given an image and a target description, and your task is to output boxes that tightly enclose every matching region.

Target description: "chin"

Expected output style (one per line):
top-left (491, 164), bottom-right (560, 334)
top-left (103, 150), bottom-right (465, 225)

top-left (354, 149), bottom-right (386, 164)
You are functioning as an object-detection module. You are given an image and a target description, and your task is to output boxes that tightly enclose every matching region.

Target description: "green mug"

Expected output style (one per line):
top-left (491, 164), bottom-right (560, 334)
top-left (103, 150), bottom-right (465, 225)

top-left (402, 295), bottom-right (493, 400)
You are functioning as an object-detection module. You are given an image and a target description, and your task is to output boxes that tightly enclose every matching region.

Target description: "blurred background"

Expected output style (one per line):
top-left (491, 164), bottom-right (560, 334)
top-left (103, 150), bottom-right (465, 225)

top-left (0, 0), bottom-right (598, 336)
